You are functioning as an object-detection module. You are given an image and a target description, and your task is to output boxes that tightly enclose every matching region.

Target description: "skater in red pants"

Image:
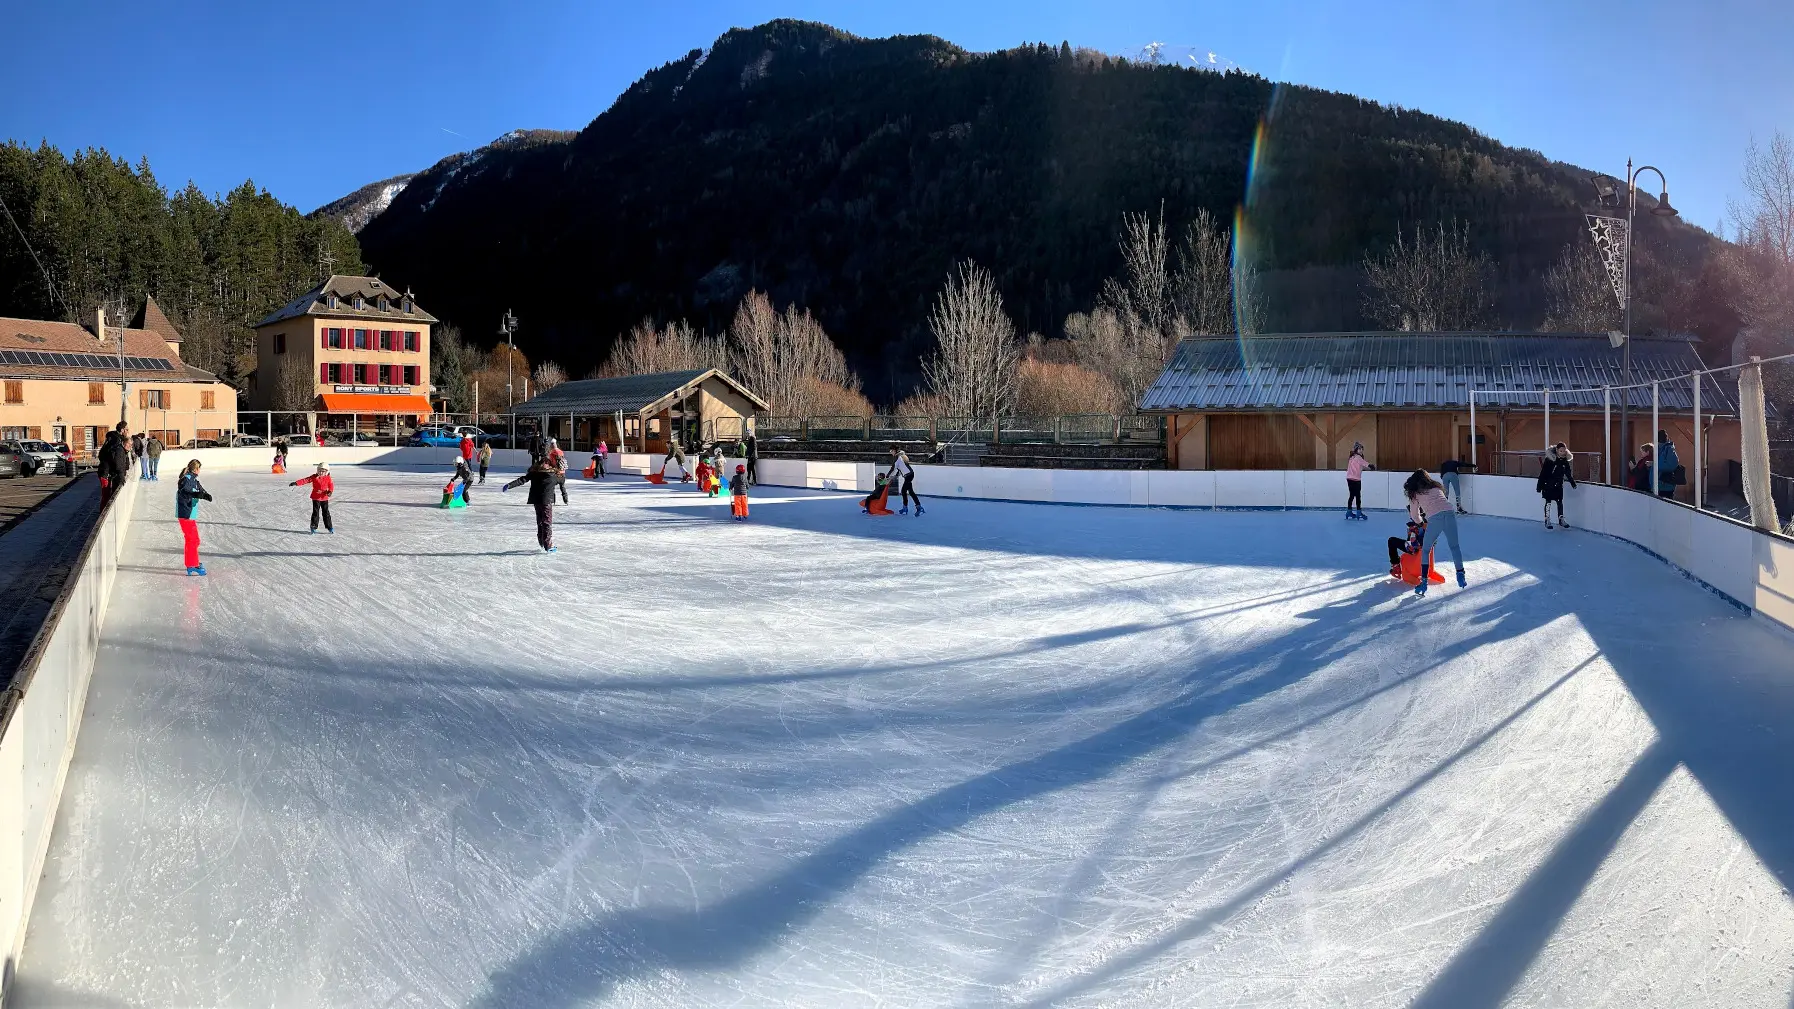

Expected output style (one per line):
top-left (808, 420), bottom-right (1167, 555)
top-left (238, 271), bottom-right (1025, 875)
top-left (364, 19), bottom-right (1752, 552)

top-left (175, 459), bottom-right (213, 576)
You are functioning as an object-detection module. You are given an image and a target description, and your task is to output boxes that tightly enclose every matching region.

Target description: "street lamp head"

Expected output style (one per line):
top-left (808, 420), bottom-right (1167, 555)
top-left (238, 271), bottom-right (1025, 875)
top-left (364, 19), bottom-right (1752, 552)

top-left (1592, 175), bottom-right (1620, 208)
top-left (1650, 190), bottom-right (1678, 217)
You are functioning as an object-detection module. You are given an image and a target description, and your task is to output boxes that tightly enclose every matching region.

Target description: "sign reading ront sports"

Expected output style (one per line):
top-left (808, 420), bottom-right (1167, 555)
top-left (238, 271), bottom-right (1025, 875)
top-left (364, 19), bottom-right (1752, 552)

top-left (332, 385), bottom-right (413, 395)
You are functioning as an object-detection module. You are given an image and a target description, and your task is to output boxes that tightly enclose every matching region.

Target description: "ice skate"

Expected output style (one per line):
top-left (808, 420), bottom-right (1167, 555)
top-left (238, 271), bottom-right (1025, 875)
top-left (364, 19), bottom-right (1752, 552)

top-left (1456, 568), bottom-right (1467, 588)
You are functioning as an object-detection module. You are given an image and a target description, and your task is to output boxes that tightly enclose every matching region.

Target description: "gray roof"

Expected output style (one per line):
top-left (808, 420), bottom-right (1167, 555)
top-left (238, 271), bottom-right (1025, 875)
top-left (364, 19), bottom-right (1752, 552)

top-left (1139, 332), bottom-right (1733, 414)
top-left (254, 275), bottom-right (439, 327)
top-left (505, 368), bottom-right (767, 416)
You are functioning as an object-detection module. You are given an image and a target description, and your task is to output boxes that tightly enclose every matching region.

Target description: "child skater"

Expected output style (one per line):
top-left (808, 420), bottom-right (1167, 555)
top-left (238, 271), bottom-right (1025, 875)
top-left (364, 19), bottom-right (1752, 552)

top-left (729, 463), bottom-right (750, 521)
top-left (502, 456), bottom-right (560, 552)
top-left (452, 456), bottom-right (475, 504)
top-left (1537, 442), bottom-right (1576, 528)
top-left (290, 461), bottom-right (336, 533)
top-left (476, 441), bottom-right (493, 484)
top-left (862, 471), bottom-right (891, 513)
top-left (1345, 442), bottom-right (1373, 520)
top-left (175, 459), bottom-right (213, 576)
top-left (1404, 469), bottom-right (1465, 596)
top-left (1387, 519), bottom-right (1424, 576)
top-left (547, 438), bottom-right (569, 504)
top-left (694, 455), bottom-right (715, 497)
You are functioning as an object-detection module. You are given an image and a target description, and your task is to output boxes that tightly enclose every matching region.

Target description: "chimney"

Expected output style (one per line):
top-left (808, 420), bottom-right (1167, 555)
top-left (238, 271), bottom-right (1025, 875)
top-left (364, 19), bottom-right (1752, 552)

top-left (95, 306), bottom-right (106, 346)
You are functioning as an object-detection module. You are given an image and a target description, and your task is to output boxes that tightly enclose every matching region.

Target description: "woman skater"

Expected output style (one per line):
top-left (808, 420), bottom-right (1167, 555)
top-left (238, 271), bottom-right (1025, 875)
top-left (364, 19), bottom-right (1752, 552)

top-left (503, 456), bottom-right (560, 552)
top-left (175, 459), bottom-right (213, 576)
top-left (1537, 442), bottom-right (1576, 528)
top-left (1345, 443), bottom-right (1373, 520)
top-left (290, 462), bottom-right (335, 533)
top-left (886, 444), bottom-right (924, 516)
top-left (1404, 469), bottom-right (1466, 596)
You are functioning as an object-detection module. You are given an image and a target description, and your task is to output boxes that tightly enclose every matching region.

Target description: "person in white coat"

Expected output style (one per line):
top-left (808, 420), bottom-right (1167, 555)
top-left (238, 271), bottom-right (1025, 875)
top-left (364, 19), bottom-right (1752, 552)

top-left (885, 444), bottom-right (923, 516)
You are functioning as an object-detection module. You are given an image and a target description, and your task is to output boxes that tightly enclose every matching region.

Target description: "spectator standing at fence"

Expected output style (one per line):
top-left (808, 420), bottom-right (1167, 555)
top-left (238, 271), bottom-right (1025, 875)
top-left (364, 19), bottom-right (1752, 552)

top-left (1629, 444), bottom-right (1655, 492)
top-left (145, 434), bottom-right (164, 481)
top-left (1404, 470), bottom-right (1467, 595)
top-left (97, 423), bottom-right (131, 507)
top-left (1437, 457), bottom-right (1467, 514)
top-left (477, 441), bottom-right (493, 484)
top-left (1537, 443), bottom-right (1577, 529)
top-left (175, 459), bottom-right (213, 576)
top-left (1344, 443), bottom-right (1373, 520)
top-left (745, 431), bottom-right (759, 486)
top-left (1656, 430), bottom-right (1682, 499)
top-left (131, 431), bottom-right (147, 478)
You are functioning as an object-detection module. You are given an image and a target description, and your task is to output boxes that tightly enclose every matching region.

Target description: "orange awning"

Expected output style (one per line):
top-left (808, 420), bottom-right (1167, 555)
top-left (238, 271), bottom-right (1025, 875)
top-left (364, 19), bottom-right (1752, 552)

top-left (318, 393), bottom-right (434, 415)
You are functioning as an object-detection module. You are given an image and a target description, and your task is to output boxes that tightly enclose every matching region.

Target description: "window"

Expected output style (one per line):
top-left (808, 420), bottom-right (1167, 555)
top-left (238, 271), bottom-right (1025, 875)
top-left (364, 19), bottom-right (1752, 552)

top-left (327, 294), bottom-right (338, 310)
top-left (404, 331), bottom-right (420, 352)
top-left (3, 380), bottom-right (20, 404)
top-left (331, 363), bottom-right (344, 383)
top-left (378, 296), bottom-right (389, 312)
top-left (87, 382), bottom-right (105, 405)
top-left (353, 295), bottom-right (364, 310)
top-left (354, 329), bottom-right (369, 349)
top-left (274, 332), bottom-right (286, 354)
top-left (402, 365), bottom-right (419, 386)
top-left (320, 363), bottom-right (344, 384)
top-left (138, 389), bottom-right (168, 409)
top-left (201, 390), bottom-right (215, 410)
top-left (353, 364), bottom-right (369, 384)
top-left (333, 328), bottom-right (348, 349)
top-left (378, 364), bottom-right (392, 384)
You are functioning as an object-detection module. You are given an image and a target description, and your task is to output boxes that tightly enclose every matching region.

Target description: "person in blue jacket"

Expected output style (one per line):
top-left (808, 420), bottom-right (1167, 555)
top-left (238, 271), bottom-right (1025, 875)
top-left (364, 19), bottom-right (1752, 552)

top-left (1655, 430), bottom-right (1681, 499)
top-left (175, 459), bottom-right (213, 576)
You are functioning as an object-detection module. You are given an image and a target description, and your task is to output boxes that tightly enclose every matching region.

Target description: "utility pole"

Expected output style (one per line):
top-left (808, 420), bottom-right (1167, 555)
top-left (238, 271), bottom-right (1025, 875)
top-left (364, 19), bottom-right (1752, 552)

top-left (105, 308), bottom-right (128, 426)
top-left (499, 308), bottom-right (519, 413)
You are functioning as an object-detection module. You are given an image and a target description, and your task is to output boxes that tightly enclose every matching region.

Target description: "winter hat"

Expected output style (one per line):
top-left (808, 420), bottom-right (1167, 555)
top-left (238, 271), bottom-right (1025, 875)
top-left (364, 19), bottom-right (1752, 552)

top-left (317, 462), bottom-right (329, 472)
top-left (736, 464), bottom-right (746, 472)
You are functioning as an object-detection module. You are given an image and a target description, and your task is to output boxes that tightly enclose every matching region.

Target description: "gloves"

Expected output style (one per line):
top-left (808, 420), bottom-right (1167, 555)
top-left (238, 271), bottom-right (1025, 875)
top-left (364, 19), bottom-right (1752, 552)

top-left (502, 485), bottom-right (509, 492)
top-left (289, 481), bottom-right (298, 486)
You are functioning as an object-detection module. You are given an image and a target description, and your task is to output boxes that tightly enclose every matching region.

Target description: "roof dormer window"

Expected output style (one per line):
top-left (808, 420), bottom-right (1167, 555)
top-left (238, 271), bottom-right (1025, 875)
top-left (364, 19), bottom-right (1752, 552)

top-left (353, 295), bottom-right (364, 310)
top-left (378, 296), bottom-right (389, 312)
top-left (327, 294), bottom-right (338, 310)
top-left (402, 298), bottom-right (413, 314)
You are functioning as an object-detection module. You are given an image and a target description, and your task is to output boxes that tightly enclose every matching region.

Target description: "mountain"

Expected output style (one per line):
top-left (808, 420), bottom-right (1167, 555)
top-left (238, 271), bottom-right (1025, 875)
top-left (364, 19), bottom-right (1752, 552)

top-left (355, 19), bottom-right (1724, 399)
top-left (312, 174), bottom-right (417, 233)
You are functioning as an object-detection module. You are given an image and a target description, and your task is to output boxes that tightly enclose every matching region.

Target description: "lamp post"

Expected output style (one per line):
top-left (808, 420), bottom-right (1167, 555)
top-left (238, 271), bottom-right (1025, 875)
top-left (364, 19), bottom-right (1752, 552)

top-left (1591, 159), bottom-right (1677, 477)
top-left (499, 309), bottom-right (519, 414)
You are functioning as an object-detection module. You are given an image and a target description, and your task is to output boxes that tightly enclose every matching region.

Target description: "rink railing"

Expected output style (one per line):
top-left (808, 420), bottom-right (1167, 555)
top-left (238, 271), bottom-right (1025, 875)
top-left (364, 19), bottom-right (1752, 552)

top-left (0, 474), bottom-right (136, 996)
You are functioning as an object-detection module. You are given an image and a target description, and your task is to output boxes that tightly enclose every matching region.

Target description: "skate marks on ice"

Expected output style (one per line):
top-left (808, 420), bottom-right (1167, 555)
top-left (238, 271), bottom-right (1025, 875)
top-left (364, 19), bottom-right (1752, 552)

top-left (16, 469), bottom-right (1794, 1008)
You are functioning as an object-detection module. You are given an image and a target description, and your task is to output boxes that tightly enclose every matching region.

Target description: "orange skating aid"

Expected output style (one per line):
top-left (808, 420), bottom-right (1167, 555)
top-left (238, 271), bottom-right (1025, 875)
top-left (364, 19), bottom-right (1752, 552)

top-left (644, 473), bottom-right (666, 485)
top-left (864, 484), bottom-right (894, 516)
top-left (1398, 548), bottom-right (1446, 585)
top-left (272, 460), bottom-right (286, 474)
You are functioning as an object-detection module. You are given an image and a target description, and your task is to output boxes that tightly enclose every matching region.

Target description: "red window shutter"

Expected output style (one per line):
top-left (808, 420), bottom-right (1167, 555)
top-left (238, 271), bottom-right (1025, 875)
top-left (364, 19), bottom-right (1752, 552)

top-left (320, 363), bottom-right (329, 383)
top-left (320, 330), bottom-right (329, 349)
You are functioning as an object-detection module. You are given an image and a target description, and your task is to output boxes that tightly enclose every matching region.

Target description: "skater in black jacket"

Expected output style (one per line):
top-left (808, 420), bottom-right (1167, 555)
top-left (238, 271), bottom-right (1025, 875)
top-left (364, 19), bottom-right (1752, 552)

top-left (503, 459), bottom-right (560, 552)
top-left (1537, 443), bottom-right (1576, 528)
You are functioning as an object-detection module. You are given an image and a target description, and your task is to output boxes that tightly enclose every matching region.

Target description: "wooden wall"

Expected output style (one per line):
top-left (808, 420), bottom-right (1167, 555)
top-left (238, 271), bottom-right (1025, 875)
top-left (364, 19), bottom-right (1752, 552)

top-left (1208, 415), bottom-right (1315, 470)
top-left (1375, 414), bottom-right (1455, 474)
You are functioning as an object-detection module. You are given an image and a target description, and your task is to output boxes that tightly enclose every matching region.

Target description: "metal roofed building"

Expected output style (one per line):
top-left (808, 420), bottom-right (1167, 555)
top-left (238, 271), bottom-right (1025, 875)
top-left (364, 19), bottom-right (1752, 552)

top-left (505, 368), bottom-right (767, 452)
top-left (1139, 331), bottom-right (1738, 492)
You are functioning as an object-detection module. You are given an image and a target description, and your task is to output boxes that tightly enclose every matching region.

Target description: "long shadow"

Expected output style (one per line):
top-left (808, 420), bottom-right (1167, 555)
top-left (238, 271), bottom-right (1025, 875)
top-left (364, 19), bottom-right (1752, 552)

top-left (1407, 739), bottom-right (1677, 1009)
top-left (461, 579), bottom-right (1406, 1008)
top-left (1014, 656), bottom-right (1598, 1008)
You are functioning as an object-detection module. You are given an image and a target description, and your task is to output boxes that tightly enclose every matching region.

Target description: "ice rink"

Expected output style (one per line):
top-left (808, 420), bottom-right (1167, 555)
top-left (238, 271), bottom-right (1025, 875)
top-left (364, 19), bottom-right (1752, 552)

top-left (15, 464), bottom-right (1794, 1008)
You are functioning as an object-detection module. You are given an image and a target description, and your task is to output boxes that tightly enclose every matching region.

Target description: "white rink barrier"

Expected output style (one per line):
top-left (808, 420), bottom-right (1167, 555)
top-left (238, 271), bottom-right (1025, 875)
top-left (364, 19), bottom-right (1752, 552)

top-left (0, 476), bottom-right (135, 996)
top-left (727, 459), bottom-right (1794, 633)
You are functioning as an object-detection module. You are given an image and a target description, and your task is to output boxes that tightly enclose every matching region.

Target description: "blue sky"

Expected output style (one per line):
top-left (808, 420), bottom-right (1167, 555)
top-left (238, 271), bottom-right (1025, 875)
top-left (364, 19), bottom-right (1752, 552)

top-left (1, 0), bottom-right (1788, 229)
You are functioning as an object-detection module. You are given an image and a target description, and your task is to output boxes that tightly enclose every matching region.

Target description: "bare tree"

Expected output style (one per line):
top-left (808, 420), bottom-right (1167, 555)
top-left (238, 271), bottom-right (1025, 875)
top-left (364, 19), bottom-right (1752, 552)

top-left (1728, 131), bottom-right (1794, 345)
top-left (1101, 205), bottom-right (1173, 339)
top-left (1064, 307), bottom-right (1164, 412)
top-left (921, 260), bottom-right (1020, 420)
top-left (1171, 208), bottom-right (1237, 335)
top-left (1362, 220), bottom-right (1493, 331)
top-left (1016, 357), bottom-right (1124, 415)
top-left (1541, 243), bottom-right (1620, 332)
top-left (273, 357), bottom-right (315, 413)
top-left (727, 290), bottom-right (862, 415)
top-left (601, 318), bottom-right (725, 376)
top-left (531, 360), bottom-right (568, 392)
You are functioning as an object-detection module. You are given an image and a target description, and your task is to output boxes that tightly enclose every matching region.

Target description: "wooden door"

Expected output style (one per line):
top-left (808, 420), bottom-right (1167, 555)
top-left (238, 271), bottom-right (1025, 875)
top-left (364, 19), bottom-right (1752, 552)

top-left (1376, 414), bottom-right (1454, 474)
top-left (1209, 415), bottom-right (1313, 470)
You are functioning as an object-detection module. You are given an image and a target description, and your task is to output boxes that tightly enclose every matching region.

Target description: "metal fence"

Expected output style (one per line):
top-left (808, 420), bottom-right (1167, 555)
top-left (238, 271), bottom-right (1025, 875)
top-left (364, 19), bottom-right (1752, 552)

top-left (753, 414), bottom-right (1164, 446)
top-left (1470, 351), bottom-right (1794, 527)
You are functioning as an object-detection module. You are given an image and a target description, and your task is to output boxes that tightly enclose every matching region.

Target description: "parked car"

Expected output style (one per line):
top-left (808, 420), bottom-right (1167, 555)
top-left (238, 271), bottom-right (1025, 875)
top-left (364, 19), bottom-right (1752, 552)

top-left (231, 434), bottom-right (266, 447)
top-left (182, 438), bottom-right (222, 449)
top-left (338, 433), bottom-right (380, 447)
top-left (409, 426), bottom-right (474, 448)
top-left (10, 439), bottom-right (62, 476)
top-left (280, 433), bottom-right (317, 446)
top-left (0, 443), bottom-right (21, 478)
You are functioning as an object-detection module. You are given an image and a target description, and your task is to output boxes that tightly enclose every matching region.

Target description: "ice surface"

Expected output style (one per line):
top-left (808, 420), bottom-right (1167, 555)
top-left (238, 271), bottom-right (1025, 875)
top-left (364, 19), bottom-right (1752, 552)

top-left (15, 466), bottom-right (1794, 1008)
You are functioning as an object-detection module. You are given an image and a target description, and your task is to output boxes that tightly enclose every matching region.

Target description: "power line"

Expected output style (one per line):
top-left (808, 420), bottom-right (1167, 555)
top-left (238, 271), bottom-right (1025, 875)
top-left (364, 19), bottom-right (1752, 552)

top-left (0, 191), bottom-right (69, 317)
